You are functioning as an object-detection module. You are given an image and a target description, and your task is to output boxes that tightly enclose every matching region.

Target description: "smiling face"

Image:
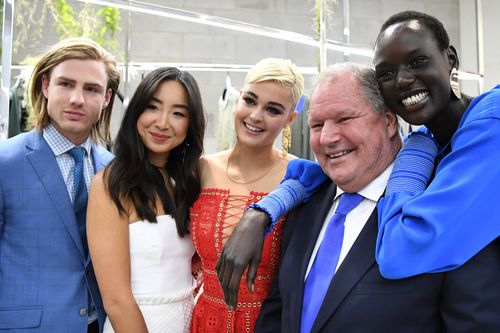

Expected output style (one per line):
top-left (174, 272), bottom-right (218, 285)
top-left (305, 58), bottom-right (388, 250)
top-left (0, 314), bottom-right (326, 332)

top-left (42, 59), bottom-right (111, 145)
top-left (308, 74), bottom-right (399, 192)
top-left (137, 80), bottom-right (190, 167)
top-left (373, 21), bottom-right (454, 126)
top-left (234, 80), bottom-right (297, 149)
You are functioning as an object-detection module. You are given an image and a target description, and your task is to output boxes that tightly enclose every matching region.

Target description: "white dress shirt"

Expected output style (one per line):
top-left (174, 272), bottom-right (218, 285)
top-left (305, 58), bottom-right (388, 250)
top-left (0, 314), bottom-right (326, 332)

top-left (305, 163), bottom-right (394, 280)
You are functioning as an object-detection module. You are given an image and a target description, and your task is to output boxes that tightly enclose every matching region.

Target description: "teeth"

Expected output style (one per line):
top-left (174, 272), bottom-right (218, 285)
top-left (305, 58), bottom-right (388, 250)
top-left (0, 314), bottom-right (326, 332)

top-left (245, 123), bottom-right (263, 132)
top-left (327, 150), bottom-right (350, 158)
top-left (401, 92), bottom-right (429, 107)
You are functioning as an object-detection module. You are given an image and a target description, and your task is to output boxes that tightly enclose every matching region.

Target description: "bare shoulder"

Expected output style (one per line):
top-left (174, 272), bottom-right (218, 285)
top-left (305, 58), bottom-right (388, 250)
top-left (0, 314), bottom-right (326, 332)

top-left (202, 151), bottom-right (229, 167)
top-left (200, 151), bottom-right (230, 187)
top-left (89, 169), bottom-right (107, 196)
top-left (200, 151), bottom-right (229, 173)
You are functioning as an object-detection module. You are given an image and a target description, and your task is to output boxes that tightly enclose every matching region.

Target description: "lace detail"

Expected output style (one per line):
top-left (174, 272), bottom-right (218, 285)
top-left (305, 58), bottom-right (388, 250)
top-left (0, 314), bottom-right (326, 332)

top-left (222, 194), bottom-right (250, 243)
top-left (190, 188), bottom-right (284, 333)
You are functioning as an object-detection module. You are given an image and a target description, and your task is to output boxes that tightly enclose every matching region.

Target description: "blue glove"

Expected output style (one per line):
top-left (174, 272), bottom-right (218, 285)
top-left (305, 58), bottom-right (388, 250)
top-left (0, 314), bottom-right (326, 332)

top-left (386, 131), bottom-right (439, 195)
top-left (248, 159), bottom-right (328, 235)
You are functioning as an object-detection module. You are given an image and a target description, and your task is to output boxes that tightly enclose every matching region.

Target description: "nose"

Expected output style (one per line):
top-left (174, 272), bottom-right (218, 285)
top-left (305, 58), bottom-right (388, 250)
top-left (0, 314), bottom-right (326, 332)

top-left (319, 120), bottom-right (341, 146)
top-left (249, 108), bottom-right (264, 122)
top-left (69, 87), bottom-right (84, 106)
top-left (395, 68), bottom-right (415, 89)
top-left (155, 111), bottom-right (170, 129)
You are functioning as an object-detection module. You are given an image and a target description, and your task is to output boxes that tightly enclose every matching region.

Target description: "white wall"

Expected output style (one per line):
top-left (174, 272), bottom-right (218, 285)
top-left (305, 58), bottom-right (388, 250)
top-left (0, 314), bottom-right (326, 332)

top-left (5, 0), bottom-right (498, 150)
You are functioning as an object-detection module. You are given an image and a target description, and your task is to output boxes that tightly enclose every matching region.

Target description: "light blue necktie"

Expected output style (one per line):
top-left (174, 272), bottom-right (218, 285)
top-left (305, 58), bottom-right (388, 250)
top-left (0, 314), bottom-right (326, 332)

top-left (68, 147), bottom-right (88, 257)
top-left (301, 193), bottom-right (364, 333)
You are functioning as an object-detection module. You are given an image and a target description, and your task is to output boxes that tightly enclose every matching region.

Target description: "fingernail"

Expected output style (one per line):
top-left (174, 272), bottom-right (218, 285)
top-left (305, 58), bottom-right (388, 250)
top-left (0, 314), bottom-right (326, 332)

top-left (251, 284), bottom-right (254, 293)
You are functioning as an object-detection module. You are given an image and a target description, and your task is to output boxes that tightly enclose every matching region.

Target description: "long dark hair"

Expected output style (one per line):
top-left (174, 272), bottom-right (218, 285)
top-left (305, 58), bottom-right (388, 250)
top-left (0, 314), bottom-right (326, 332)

top-left (105, 67), bottom-right (205, 236)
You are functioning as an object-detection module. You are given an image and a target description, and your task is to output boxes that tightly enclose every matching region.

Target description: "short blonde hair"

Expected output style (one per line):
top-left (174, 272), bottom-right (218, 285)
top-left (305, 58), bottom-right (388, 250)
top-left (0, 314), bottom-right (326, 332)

top-left (30, 37), bottom-right (120, 146)
top-left (245, 58), bottom-right (304, 112)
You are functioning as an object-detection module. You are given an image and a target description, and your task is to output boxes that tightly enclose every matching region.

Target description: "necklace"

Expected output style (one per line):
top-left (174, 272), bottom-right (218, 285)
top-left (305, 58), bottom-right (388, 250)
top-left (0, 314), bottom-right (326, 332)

top-left (225, 152), bottom-right (280, 185)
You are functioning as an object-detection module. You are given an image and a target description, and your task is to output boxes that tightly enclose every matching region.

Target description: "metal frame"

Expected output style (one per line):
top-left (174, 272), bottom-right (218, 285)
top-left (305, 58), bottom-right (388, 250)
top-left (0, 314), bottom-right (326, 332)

top-left (0, 0), bottom-right (14, 140)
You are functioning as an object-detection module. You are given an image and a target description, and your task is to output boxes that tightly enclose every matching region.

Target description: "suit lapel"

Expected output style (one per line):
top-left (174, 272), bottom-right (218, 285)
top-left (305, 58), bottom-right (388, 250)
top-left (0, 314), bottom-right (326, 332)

top-left (25, 131), bottom-right (85, 259)
top-left (290, 182), bottom-right (337, 333)
top-left (312, 206), bottom-right (378, 332)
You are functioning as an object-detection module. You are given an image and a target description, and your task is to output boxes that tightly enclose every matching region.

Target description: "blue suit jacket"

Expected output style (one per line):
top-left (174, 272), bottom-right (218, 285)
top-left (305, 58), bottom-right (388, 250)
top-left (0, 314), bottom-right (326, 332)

top-left (0, 130), bottom-right (113, 332)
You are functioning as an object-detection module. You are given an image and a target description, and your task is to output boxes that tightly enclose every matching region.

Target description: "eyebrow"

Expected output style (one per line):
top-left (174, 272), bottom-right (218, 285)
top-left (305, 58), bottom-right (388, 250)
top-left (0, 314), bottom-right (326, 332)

top-left (150, 97), bottom-right (189, 109)
top-left (243, 90), bottom-right (286, 110)
top-left (56, 76), bottom-right (105, 90)
top-left (375, 48), bottom-right (424, 68)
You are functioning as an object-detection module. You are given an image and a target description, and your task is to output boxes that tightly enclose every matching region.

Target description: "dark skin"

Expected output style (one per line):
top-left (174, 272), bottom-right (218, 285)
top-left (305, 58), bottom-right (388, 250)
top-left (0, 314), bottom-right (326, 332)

top-left (373, 21), bottom-right (472, 146)
top-left (215, 208), bottom-right (269, 310)
top-left (216, 19), bottom-right (473, 310)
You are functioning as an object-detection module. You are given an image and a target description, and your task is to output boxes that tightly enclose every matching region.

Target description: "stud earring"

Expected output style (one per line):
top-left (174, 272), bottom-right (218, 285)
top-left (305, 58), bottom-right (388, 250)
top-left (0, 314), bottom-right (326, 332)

top-left (450, 67), bottom-right (461, 99)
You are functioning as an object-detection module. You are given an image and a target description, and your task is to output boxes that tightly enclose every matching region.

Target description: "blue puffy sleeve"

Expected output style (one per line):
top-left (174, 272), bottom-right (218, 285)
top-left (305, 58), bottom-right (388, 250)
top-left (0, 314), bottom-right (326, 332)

top-left (376, 87), bottom-right (500, 279)
top-left (249, 158), bottom-right (328, 235)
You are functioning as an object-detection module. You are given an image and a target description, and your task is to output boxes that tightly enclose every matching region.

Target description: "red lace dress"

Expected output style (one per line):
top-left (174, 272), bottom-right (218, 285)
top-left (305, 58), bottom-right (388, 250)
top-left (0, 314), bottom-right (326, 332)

top-left (190, 188), bottom-right (284, 333)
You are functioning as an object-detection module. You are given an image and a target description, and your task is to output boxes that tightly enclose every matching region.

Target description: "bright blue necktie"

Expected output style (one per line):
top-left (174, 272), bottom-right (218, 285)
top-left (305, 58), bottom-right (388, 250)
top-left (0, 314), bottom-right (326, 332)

top-left (301, 193), bottom-right (364, 333)
top-left (68, 147), bottom-right (88, 257)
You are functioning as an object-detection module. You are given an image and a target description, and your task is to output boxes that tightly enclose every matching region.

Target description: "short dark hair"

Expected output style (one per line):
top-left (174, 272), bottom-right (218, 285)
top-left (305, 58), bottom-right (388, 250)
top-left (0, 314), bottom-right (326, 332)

top-left (105, 67), bottom-right (206, 236)
top-left (378, 11), bottom-right (450, 51)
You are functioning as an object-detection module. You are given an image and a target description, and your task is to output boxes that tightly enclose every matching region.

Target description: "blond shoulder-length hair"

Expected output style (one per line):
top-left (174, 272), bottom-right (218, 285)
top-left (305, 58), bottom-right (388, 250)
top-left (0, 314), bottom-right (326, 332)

top-left (30, 37), bottom-right (120, 146)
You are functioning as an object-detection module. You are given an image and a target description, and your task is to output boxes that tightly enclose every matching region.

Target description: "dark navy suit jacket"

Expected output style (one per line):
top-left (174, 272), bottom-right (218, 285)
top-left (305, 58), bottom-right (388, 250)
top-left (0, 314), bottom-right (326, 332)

top-left (256, 181), bottom-right (500, 333)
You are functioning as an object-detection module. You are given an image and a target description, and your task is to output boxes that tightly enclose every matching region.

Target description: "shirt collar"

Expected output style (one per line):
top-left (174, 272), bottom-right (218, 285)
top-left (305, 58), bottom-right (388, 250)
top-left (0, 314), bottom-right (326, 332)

top-left (43, 122), bottom-right (92, 157)
top-left (334, 162), bottom-right (395, 203)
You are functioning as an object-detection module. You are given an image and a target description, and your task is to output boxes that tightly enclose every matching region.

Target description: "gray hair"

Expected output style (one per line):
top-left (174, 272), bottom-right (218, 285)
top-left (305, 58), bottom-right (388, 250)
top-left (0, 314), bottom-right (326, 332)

top-left (312, 62), bottom-right (386, 113)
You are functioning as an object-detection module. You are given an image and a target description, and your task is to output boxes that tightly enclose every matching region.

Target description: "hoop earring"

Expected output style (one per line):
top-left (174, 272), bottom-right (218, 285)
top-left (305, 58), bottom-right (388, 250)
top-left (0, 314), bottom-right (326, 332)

top-left (281, 125), bottom-right (291, 158)
top-left (181, 142), bottom-right (189, 164)
top-left (450, 67), bottom-right (461, 99)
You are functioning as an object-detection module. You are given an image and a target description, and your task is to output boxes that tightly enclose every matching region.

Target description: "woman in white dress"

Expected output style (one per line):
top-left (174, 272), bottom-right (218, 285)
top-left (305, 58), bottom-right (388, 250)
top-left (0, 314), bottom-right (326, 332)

top-left (87, 67), bottom-right (206, 333)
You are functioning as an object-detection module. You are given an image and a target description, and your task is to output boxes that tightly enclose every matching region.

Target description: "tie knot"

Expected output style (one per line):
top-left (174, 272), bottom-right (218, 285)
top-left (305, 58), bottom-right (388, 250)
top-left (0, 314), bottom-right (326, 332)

top-left (68, 147), bottom-right (86, 163)
top-left (335, 193), bottom-right (364, 216)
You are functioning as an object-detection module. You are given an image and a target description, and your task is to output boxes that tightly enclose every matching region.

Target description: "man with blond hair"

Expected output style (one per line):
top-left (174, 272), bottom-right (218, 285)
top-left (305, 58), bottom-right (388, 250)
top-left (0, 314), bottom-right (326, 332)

top-left (0, 38), bottom-right (120, 333)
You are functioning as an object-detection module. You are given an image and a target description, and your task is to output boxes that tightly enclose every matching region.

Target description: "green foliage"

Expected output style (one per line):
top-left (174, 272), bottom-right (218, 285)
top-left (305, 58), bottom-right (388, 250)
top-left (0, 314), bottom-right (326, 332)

top-left (51, 0), bottom-right (82, 36)
top-left (95, 6), bottom-right (121, 51)
top-left (9, 0), bottom-right (121, 63)
top-left (48, 0), bottom-right (121, 52)
top-left (312, 0), bottom-right (338, 70)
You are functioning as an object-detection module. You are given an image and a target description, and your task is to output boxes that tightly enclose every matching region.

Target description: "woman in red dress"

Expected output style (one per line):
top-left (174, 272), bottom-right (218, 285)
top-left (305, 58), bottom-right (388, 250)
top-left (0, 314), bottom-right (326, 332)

top-left (190, 58), bottom-right (304, 332)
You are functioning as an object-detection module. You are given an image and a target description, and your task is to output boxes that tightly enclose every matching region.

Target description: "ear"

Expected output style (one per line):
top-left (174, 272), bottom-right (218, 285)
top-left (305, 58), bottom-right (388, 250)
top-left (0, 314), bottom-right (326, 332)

top-left (383, 107), bottom-right (398, 138)
top-left (447, 45), bottom-right (460, 69)
top-left (103, 88), bottom-right (112, 109)
top-left (287, 110), bottom-right (298, 125)
top-left (41, 74), bottom-right (50, 98)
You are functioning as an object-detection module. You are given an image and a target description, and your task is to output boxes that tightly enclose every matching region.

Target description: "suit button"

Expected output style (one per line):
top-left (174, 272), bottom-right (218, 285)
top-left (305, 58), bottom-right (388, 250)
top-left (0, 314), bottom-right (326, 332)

top-left (80, 308), bottom-right (88, 316)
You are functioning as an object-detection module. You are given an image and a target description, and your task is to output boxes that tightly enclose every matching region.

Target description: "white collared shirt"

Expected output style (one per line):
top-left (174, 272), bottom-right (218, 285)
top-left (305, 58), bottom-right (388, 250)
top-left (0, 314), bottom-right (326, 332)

top-left (304, 163), bottom-right (394, 280)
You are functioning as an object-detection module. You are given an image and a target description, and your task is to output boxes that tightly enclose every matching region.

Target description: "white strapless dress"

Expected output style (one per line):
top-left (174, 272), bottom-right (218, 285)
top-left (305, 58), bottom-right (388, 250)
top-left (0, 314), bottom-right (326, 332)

top-left (103, 215), bottom-right (196, 333)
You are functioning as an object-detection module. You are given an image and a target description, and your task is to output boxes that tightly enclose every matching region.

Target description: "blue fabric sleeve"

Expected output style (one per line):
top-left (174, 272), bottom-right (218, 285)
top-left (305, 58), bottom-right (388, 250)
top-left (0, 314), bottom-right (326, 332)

top-left (377, 88), bottom-right (500, 279)
top-left (386, 131), bottom-right (439, 195)
top-left (248, 159), bottom-right (328, 235)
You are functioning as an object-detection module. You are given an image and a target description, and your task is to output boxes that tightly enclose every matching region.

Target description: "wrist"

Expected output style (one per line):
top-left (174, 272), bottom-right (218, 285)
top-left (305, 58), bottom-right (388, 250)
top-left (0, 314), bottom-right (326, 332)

top-left (244, 207), bottom-right (272, 229)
